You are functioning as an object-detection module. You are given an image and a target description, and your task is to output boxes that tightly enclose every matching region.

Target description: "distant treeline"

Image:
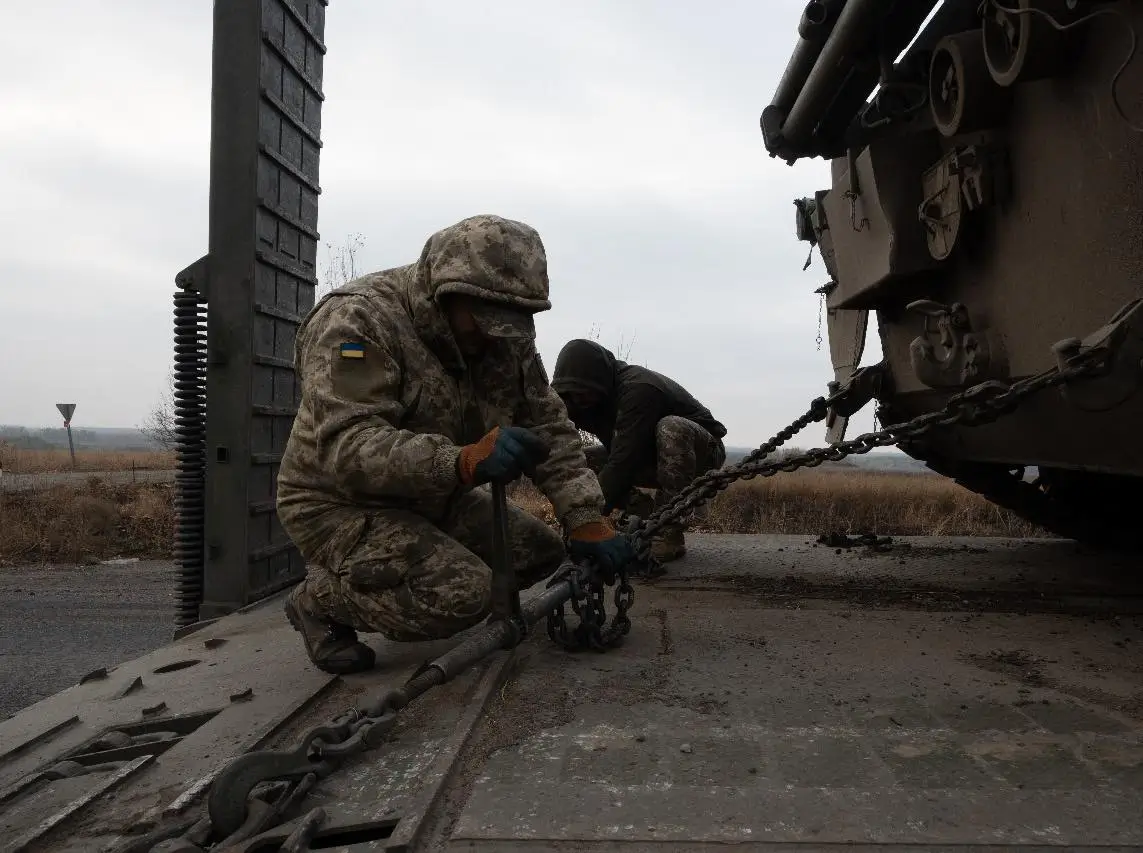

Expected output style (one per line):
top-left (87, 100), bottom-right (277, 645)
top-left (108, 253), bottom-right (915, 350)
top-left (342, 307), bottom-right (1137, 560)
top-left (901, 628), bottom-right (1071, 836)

top-left (0, 426), bottom-right (161, 451)
top-left (723, 446), bottom-right (933, 475)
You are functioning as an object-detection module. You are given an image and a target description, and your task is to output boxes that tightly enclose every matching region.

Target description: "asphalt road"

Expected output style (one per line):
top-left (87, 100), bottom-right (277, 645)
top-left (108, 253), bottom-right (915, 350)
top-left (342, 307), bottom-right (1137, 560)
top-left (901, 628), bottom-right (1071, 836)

top-left (0, 468), bottom-right (175, 493)
top-left (0, 560), bottom-right (175, 718)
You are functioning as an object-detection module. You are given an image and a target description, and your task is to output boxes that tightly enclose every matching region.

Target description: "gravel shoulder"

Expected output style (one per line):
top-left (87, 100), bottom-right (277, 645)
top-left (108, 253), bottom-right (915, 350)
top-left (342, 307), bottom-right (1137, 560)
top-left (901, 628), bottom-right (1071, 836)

top-left (0, 560), bottom-right (175, 718)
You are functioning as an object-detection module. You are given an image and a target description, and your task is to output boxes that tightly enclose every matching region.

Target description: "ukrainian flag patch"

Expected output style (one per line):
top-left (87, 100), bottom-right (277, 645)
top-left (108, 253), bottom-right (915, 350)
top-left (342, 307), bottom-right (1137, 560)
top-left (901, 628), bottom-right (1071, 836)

top-left (339, 342), bottom-right (366, 359)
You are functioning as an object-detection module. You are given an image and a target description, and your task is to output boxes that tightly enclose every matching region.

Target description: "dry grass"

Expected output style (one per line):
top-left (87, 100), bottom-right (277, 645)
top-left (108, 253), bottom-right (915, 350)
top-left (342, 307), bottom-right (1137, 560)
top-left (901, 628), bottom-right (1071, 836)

top-left (0, 467), bottom-right (1047, 566)
top-left (0, 447), bottom-right (175, 474)
top-left (508, 469), bottom-right (1046, 538)
top-left (0, 478), bottom-right (175, 565)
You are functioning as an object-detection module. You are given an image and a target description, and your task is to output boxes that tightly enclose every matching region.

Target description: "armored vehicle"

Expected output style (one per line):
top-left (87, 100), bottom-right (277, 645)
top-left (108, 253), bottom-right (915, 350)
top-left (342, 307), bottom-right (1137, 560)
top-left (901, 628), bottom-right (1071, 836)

top-left (762, 0), bottom-right (1143, 547)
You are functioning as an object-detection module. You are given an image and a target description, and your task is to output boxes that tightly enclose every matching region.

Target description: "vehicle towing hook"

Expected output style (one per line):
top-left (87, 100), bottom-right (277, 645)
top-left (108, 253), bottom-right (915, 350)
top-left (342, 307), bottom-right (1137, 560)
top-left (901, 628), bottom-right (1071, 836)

top-left (1052, 297), bottom-right (1143, 413)
top-left (826, 363), bottom-right (885, 418)
top-left (207, 737), bottom-right (336, 839)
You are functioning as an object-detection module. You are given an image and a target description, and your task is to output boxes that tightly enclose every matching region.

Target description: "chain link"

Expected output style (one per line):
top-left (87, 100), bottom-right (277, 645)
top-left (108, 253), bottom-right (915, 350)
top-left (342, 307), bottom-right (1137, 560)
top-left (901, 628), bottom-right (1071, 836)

top-left (626, 351), bottom-right (1107, 564)
top-left (546, 558), bottom-right (635, 651)
top-left (310, 692), bottom-right (403, 760)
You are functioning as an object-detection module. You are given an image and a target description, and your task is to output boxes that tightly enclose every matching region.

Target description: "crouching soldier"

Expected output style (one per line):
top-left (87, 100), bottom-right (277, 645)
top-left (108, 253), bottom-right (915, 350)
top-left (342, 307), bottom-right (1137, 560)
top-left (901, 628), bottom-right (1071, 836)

top-left (550, 339), bottom-right (727, 562)
top-left (276, 215), bottom-right (636, 674)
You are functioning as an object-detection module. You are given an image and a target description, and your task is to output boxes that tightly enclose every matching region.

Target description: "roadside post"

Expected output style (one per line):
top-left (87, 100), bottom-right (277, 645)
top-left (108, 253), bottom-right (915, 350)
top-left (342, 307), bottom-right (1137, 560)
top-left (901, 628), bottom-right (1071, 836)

top-left (55, 402), bottom-right (77, 469)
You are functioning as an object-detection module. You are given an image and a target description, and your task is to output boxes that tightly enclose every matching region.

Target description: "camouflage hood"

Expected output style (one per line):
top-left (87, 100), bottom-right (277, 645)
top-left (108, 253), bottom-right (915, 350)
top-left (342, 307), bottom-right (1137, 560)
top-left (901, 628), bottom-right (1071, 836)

top-left (404, 214), bottom-right (552, 356)
top-left (551, 338), bottom-right (619, 398)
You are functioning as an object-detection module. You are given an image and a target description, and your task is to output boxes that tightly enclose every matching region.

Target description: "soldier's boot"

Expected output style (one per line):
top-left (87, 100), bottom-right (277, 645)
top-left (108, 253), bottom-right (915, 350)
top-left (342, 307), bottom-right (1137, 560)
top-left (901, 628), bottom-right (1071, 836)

top-left (650, 524), bottom-right (686, 563)
top-left (284, 583), bottom-right (376, 675)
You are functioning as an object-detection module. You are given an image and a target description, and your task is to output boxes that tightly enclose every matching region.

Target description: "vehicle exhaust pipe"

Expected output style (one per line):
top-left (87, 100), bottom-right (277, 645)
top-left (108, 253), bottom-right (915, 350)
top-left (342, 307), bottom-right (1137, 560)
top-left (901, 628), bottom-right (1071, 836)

top-left (800, 0), bottom-right (840, 41)
top-left (763, 0), bottom-right (846, 157)
top-left (782, 0), bottom-right (894, 153)
top-left (765, 0), bottom-right (943, 160)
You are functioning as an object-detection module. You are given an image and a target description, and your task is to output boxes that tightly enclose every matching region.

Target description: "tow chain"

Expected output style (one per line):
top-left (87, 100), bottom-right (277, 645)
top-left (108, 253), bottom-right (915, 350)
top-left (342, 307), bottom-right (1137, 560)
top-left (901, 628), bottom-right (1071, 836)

top-left (545, 556), bottom-right (635, 651)
top-left (625, 348), bottom-right (1108, 567)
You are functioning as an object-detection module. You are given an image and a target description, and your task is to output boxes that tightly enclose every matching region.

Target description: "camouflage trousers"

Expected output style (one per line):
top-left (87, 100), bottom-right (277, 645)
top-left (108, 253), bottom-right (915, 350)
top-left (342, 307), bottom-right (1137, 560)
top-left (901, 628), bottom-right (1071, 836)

top-left (585, 415), bottom-right (726, 526)
top-left (284, 488), bottom-right (566, 643)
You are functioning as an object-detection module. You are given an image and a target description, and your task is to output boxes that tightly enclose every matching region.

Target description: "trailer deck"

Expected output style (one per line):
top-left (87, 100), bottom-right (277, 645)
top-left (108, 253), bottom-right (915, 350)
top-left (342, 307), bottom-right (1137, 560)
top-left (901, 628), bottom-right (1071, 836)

top-left (2, 534), bottom-right (1142, 851)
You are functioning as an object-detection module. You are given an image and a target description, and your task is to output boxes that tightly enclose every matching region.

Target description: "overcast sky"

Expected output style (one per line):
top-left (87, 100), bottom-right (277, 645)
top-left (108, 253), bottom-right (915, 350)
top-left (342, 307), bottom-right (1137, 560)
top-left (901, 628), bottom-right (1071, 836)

top-left (0, 0), bottom-right (887, 448)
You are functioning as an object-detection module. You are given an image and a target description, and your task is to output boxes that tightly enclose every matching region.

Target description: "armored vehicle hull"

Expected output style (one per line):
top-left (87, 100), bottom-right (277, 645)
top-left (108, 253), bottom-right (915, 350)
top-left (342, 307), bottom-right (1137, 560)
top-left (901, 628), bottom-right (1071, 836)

top-left (762, 0), bottom-right (1143, 547)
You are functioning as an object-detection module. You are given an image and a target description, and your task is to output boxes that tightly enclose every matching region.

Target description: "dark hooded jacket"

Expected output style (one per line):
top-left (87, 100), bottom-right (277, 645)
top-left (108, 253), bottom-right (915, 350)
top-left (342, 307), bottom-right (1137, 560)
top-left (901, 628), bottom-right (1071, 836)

top-left (551, 339), bottom-right (727, 511)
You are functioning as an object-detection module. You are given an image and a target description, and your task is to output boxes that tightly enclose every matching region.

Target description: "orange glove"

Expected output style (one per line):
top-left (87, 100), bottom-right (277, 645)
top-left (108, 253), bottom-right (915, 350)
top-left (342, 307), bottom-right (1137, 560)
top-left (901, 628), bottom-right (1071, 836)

top-left (457, 426), bottom-right (550, 486)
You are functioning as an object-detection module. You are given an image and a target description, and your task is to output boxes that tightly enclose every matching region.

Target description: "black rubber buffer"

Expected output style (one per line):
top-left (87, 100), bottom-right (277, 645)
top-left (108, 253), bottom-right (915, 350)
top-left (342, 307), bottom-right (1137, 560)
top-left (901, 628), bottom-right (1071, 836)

top-left (172, 288), bottom-right (208, 627)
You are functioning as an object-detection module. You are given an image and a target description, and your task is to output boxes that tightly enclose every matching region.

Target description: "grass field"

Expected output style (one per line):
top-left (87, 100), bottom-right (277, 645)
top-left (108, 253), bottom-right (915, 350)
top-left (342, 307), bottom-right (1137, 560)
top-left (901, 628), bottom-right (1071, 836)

top-left (0, 446), bottom-right (175, 474)
top-left (0, 478), bottom-right (175, 565)
top-left (507, 470), bottom-right (1045, 539)
top-left (0, 462), bottom-right (1048, 565)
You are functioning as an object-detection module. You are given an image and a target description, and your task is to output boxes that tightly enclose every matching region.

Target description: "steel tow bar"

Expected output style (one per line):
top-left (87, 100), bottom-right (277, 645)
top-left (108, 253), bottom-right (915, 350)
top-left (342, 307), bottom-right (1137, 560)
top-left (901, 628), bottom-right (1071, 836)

top-left (488, 478), bottom-right (526, 644)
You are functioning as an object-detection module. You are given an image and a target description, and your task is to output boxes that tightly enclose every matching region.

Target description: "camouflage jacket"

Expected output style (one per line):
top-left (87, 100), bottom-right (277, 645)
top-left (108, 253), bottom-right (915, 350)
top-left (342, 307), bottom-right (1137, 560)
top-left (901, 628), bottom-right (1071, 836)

top-left (277, 215), bottom-right (604, 553)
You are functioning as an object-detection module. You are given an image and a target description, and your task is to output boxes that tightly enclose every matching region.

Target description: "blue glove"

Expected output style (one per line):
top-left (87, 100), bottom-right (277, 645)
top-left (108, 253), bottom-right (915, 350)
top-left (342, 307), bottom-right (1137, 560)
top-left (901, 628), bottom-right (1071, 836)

top-left (458, 426), bottom-right (550, 486)
top-left (567, 518), bottom-right (637, 575)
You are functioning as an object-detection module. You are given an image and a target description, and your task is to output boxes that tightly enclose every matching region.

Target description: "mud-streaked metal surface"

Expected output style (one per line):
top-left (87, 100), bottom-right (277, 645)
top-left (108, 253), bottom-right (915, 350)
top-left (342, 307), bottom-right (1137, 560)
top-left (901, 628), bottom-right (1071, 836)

top-left (0, 594), bottom-right (337, 852)
top-left (0, 582), bottom-right (524, 852)
top-left (2, 535), bottom-right (1142, 850)
top-left (442, 536), bottom-right (1143, 851)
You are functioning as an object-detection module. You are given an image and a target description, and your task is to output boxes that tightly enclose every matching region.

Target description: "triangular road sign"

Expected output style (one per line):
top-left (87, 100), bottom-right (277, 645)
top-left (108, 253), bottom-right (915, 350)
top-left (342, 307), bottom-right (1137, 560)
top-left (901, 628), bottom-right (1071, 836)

top-left (56, 403), bottom-right (76, 421)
